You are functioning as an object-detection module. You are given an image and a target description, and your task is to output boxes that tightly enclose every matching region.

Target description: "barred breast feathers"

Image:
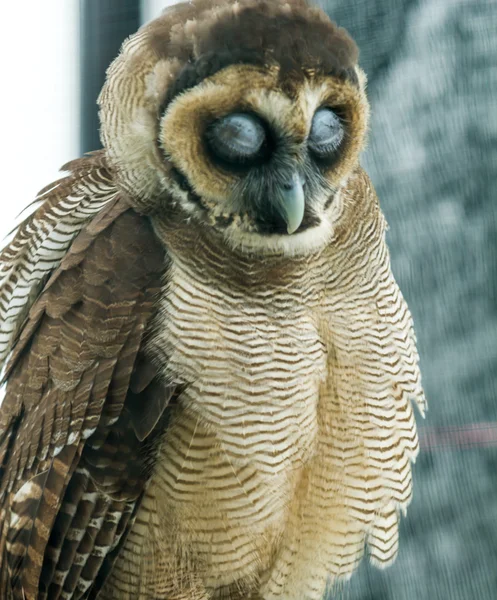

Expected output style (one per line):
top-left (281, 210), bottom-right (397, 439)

top-left (261, 169), bottom-right (426, 600)
top-left (142, 168), bottom-right (426, 600)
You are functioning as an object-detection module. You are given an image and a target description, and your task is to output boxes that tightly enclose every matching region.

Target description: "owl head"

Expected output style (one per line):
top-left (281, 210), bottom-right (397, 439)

top-left (99, 0), bottom-right (370, 255)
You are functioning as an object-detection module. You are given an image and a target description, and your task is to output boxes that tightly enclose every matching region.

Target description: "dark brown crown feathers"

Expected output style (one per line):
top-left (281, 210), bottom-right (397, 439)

top-left (148, 0), bottom-right (359, 104)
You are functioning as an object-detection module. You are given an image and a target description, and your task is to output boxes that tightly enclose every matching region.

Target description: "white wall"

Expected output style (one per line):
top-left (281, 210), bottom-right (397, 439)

top-left (0, 1), bottom-right (79, 243)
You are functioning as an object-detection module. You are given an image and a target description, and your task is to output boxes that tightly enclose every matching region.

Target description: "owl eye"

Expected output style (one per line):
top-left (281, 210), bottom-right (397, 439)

top-left (308, 108), bottom-right (344, 158)
top-left (206, 113), bottom-right (267, 164)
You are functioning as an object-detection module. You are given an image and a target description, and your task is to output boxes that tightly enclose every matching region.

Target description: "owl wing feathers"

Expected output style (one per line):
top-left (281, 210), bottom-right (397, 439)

top-left (0, 151), bottom-right (119, 367)
top-left (0, 159), bottom-right (174, 599)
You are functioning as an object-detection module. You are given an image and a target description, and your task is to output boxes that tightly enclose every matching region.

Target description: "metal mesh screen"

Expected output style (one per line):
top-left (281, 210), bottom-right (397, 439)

top-left (317, 1), bottom-right (497, 598)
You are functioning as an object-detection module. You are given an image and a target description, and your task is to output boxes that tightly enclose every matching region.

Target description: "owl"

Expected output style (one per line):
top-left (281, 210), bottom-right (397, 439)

top-left (0, 1), bottom-right (426, 599)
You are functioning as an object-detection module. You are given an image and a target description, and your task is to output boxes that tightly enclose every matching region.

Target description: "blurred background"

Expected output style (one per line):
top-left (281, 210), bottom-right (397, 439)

top-left (1, 0), bottom-right (496, 598)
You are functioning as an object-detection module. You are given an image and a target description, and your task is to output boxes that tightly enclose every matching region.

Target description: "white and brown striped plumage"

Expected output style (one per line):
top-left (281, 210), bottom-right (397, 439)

top-left (0, 1), bottom-right (425, 598)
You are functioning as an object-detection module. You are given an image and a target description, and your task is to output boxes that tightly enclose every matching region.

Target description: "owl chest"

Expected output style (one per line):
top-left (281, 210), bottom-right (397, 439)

top-left (156, 263), bottom-right (327, 465)
top-left (143, 263), bottom-right (328, 589)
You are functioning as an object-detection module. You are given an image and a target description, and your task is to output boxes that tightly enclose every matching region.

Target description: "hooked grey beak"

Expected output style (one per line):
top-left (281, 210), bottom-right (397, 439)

top-left (278, 172), bottom-right (305, 234)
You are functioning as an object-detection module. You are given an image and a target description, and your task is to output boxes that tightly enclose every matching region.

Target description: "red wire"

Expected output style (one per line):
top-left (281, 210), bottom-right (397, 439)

top-left (419, 422), bottom-right (497, 450)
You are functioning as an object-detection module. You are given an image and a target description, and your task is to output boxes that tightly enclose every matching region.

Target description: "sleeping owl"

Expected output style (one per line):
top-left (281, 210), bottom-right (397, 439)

top-left (0, 0), bottom-right (426, 598)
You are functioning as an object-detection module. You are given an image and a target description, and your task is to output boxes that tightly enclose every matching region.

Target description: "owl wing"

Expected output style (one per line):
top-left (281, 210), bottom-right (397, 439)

top-left (0, 155), bottom-right (174, 600)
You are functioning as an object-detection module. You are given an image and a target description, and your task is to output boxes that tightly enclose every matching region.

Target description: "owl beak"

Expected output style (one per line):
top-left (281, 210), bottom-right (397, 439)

top-left (279, 172), bottom-right (305, 234)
